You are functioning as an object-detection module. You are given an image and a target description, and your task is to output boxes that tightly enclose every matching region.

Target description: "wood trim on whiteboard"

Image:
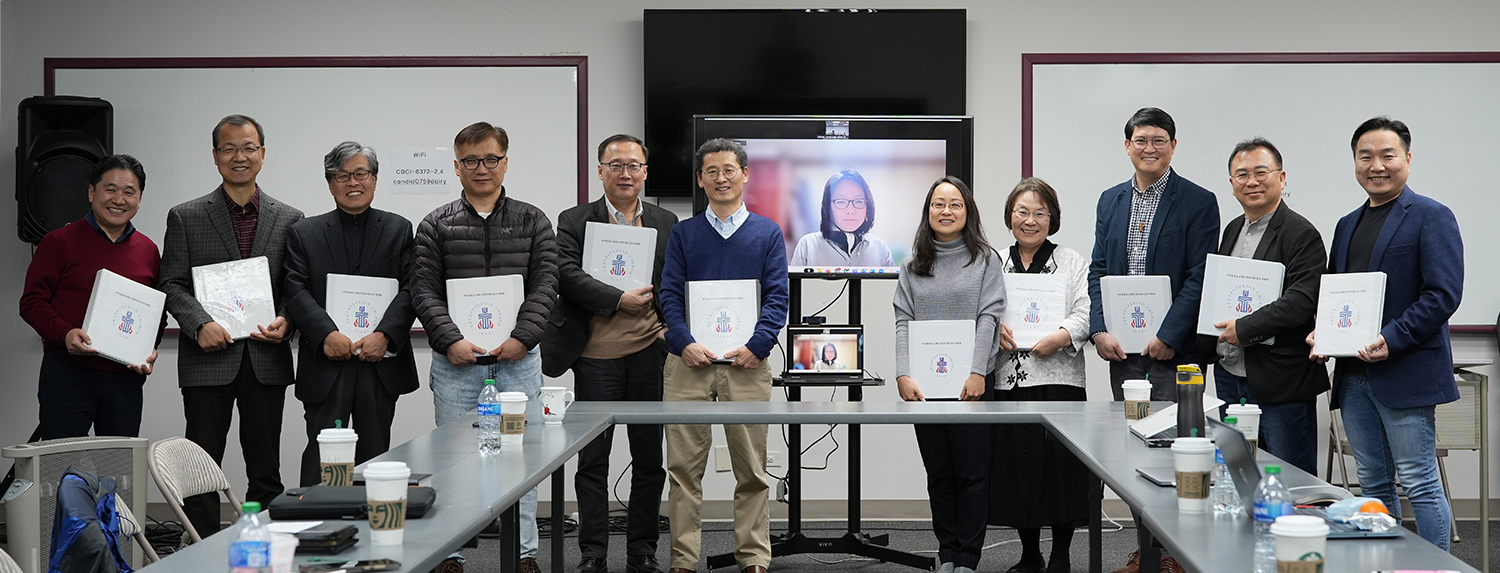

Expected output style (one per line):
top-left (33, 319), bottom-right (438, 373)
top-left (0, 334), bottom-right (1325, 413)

top-left (45, 55), bottom-right (592, 205)
top-left (1019, 51), bottom-right (1500, 329)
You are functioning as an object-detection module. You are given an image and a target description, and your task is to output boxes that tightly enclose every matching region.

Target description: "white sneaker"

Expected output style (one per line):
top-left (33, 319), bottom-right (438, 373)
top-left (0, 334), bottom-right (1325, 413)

top-left (954, 568), bottom-right (975, 573)
top-left (937, 563), bottom-right (956, 573)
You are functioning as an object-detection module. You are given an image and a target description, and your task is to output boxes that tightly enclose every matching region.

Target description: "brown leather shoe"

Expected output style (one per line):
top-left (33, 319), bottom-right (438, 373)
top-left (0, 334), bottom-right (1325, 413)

top-left (1108, 550), bottom-right (1140, 573)
top-left (668, 569), bottom-right (695, 573)
top-left (1158, 555), bottom-right (1185, 573)
top-left (741, 567), bottom-right (768, 573)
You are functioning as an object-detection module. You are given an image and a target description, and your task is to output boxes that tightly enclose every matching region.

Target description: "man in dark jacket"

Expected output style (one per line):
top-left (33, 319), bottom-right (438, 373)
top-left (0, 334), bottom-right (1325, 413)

top-left (542, 134), bottom-right (676, 573)
top-left (412, 122), bottom-right (558, 573)
top-left (1195, 138), bottom-right (1328, 476)
top-left (284, 141), bottom-right (419, 487)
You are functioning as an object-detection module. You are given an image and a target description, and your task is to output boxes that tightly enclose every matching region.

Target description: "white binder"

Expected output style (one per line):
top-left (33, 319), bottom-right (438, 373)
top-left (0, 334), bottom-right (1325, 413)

top-left (191, 256), bottom-right (276, 340)
top-left (1313, 272), bottom-right (1387, 358)
top-left (81, 269), bottom-right (166, 367)
top-left (581, 222), bottom-right (657, 290)
top-left (687, 279), bottom-right (760, 358)
top-left (1001, 273), bottom-right (1066, 350)
top-left (446, 275), bottom-right (525, 354)
top-left (327, 274), bottom-right (399, 357)
top-left (1100, 275), bottom-right (1173, 354)
top-left (1197, 254), bottom-right (1285, 341)
top-left (907, 319), bottom-right (976, 400)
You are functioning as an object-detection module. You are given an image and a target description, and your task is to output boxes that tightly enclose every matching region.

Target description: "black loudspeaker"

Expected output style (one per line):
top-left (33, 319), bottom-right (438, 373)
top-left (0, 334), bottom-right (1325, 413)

top-left (15, 95), bottom-right (113, 244)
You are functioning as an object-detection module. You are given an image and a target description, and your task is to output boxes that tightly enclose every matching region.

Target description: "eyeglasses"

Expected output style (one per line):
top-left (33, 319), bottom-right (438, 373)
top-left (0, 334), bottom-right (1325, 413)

top-left (701, 166), bottom-right (741, 180)
top-left (602, 162), bottom-right (646, 174)
top-left (1231, 168), bottom-right (1282, 185)
top-left (929, 201), bottom-right (966, 212)
top-left (332, 169), bottom-right (372, 183)
top-left (1012, 209), bottom-right (1050, 222)
top-left (1130, 137), bottom-right (1172, 151)
top-left (215, 144), bottom-right (262, 157)
top-left (459, 155), bottom-right (506, 170)
top-left (832, 198), bottom-right (867, 210)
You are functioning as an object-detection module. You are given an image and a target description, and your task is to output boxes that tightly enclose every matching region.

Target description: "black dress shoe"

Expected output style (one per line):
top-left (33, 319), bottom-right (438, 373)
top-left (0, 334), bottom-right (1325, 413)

top-left (1006, 559), bottom-right (1045, 573)
top-left (576, 556), bottom-right (608, 573)
top-left (626, 554), bottom-right (663, 573)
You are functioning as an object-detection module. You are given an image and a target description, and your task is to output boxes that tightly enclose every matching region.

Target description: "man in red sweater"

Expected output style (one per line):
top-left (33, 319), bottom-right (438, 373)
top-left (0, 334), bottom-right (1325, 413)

top-left (19, 154), bottom-right (162, 439)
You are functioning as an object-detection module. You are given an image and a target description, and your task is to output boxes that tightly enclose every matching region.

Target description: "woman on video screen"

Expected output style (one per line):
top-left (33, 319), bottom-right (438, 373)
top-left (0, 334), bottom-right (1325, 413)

top-left (813, 342), bottom-right (846, 371)
top-left (789, 170), bottom-right (895, 267)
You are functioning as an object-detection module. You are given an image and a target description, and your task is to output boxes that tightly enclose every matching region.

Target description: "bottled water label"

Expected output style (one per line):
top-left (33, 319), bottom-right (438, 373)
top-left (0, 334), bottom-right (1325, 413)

top-left (1253, 500), bottom-right (1292, 523)
top-left (478, 403), bottom-right (502, 416)
top-left (229, 540), bottom-right (270, 567)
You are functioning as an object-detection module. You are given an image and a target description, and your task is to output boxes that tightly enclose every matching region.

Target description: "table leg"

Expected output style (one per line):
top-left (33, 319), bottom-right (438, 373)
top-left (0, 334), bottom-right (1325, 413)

top-left (501, 502), bottom-right (520, 573)
top-left (1136, 517), bottom-right (1159, 573)
top-left (1089, 477), bottom-right (1102, 573)
top-left (553, 468), bottom-right (565, 573)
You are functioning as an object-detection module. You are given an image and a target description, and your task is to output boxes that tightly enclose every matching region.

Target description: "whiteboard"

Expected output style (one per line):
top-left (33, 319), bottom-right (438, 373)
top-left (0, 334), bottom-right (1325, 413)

top-left (1025, 54), bottom-right (1500, 326)
top-left (49, 57), bottom-right (586, 253)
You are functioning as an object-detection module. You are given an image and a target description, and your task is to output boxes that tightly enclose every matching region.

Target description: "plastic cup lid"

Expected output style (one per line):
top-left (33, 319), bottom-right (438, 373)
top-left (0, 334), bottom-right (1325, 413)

top-left (363, 461), bottom-right (411, 479)
top-left (318, 428), bottom-right (358, 442)
top-left (1122, 379), bottom-right (1151, 389)
top-left (499, 392), bottom-right (529, 402)
top-left (1226, 403), bottom-right (1262, 414)
top-left (1170, 437), bottom-right (1214, 453)
top-left (1271, 515), bottom-right (1330, 537)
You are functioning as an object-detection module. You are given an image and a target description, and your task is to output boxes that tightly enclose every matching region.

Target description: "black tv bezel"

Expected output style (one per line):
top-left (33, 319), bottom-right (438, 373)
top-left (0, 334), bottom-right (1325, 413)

top-left (691, 114), bottom-right (974, 280)
top-left (784, 325), bottom-right (866, 376)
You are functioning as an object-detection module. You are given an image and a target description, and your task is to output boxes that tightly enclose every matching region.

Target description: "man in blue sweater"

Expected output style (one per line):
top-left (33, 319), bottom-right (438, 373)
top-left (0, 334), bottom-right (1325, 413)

top-left (659, 138), bottom-right (789, 573)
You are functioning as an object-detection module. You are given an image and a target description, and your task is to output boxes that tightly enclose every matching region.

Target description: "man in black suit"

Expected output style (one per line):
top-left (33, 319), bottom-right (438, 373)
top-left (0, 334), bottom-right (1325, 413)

top-left (284, 141), bottom-right (419, 487)
top-left (543, 134), bottom-right (677, 573)
top-left (160, 114), bottom-right (303, 536)
top-left (1196, 137), bottom-right (1328, 476)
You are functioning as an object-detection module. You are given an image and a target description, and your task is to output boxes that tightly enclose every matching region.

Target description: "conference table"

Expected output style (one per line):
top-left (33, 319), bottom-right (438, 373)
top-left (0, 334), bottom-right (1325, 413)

top-left (142, 401), bottom-right (1477, 573)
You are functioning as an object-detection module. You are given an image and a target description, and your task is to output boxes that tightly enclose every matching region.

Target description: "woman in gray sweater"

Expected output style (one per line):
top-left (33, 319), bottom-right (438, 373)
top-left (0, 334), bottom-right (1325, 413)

top-left (893, 176), bottom-right (1006, 573)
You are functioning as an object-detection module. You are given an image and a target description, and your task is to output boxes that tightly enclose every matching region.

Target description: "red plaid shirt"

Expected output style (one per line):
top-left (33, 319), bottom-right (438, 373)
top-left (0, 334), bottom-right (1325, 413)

top-left (222, 186), bottom-right (260, 259)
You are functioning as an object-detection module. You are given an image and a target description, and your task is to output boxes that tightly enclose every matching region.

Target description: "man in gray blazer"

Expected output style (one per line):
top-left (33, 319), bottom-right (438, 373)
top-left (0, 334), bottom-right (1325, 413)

top-left (542, 134), bottom-right (677, 573)
top-left (160, 114), bottom-right (303, 537)
top-left (1195, 137), bottom-right (1328, 476)
top-left (283, 141), bottom-right (419, 488)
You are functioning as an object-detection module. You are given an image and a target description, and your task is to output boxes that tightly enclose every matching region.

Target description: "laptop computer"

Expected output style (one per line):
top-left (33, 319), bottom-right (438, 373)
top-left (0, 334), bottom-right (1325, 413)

top-left (1129, 395), bottom-right (1226, 444)
top-left (782, 325), bottom-right (864, 384)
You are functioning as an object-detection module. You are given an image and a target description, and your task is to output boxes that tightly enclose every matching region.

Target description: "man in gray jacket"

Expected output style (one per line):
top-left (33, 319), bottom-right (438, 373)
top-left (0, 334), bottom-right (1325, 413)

top-left (160, 114), bottom-right (303, 537)
top-left (412, 121), bottom-right (559, 573)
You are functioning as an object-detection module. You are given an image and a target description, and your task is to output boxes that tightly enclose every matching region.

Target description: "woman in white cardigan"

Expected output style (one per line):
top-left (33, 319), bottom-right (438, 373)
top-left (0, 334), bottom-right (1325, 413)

top-left (988, 178), bottom-right (1092, 573)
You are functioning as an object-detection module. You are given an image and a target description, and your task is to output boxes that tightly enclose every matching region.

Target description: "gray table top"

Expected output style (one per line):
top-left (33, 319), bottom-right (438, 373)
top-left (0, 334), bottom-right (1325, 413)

top-left (144, 401), bottom-right (1476, 573)
top-left (142, 413), bottom-right (613, 572)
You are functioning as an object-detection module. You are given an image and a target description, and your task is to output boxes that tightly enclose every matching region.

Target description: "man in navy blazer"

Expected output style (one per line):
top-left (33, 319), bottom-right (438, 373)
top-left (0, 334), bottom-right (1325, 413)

top-left (1310, 117), bottom-right (1462, 550)
top-left (1088, 108), bottom-right (1220, 403)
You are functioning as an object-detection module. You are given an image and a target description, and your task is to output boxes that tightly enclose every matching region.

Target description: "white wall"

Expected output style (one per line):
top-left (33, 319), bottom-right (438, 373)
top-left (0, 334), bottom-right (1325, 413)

top-left (4, 0), bottom-right (1500, 516)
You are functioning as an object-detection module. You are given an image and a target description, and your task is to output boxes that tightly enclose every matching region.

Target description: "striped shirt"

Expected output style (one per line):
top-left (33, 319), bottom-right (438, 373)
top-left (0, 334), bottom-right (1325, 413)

top-left (221, 186), bottom-right (260, 259)
top-left (1126, 169), bottom-right (1172, 276)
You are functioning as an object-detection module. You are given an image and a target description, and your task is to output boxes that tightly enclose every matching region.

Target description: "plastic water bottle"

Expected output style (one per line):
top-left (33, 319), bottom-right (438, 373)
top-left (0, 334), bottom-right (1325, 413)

top-left (1252, 465), bottom-right (1293, 573)
top-left (478, 379), bottom-right (503, 454)
top-left (229, 501), bottom-right (270, 572)
top-left (1211, 447), bottom-right (1243, 517)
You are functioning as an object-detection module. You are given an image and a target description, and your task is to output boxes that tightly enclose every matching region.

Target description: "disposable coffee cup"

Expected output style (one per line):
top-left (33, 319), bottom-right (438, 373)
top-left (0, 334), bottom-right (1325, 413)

top-left (1122, 379), bottom-right (1152, 420)
top-left (500, 392), bottom-right (528, 445)
top-left (363, 461), bottom-right (412, 545)
top-left (1225, 402), bottom-right (1263, 458)
top-left (1170, 436), bottom-right (1215, 513)
top-left (539, 387), bottom-right (575, 425)
top-left (1271, 515), bottom-right (1329, 573)
top-left (316, 428), bottom-right (358, 486)
top-left (270, 533), bottom-right (298, 573)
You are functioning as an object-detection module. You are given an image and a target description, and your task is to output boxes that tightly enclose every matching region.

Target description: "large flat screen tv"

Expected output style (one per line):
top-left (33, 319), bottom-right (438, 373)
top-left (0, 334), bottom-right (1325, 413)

top-left (692, 115), bottom-right (973, 278)
top-left (644, 8), bottom-right (966, 197)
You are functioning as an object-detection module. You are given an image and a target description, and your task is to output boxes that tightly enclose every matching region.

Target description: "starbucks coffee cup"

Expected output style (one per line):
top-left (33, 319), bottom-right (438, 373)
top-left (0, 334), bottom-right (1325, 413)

top-left (316, 428), bottom-right (358, 486)
top-left (1271, 515), bottom-right (1329, 573)
top-left (1225, 402), bottom-right (1263, 458)
top-left (363, 461), bottom-right (412, 545)
top-left (500, 392), bottom-right (528, 445)
top-left (1171, 436), bottom-right (1215, 512)
top-left (1122, 379), bottom-right (1152, 420)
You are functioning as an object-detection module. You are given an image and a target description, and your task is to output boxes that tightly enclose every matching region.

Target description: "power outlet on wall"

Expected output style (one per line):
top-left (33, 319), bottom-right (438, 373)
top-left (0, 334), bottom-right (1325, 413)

top-left (714, 445), bottom-right (732, 472)
top-left (766, 450), bottom-right (783, 468)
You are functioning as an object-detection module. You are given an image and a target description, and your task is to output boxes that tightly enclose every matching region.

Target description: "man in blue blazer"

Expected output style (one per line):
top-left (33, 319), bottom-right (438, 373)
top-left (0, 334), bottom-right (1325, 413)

top-left (1310, 117), bottom-right (1462, 551)
top-left (1088, 108), bottom-right (1220, 403)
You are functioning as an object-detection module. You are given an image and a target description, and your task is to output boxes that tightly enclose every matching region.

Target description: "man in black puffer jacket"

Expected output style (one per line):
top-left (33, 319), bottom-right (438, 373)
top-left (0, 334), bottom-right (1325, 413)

top-left (411, 121), bottom-right (558, 573)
